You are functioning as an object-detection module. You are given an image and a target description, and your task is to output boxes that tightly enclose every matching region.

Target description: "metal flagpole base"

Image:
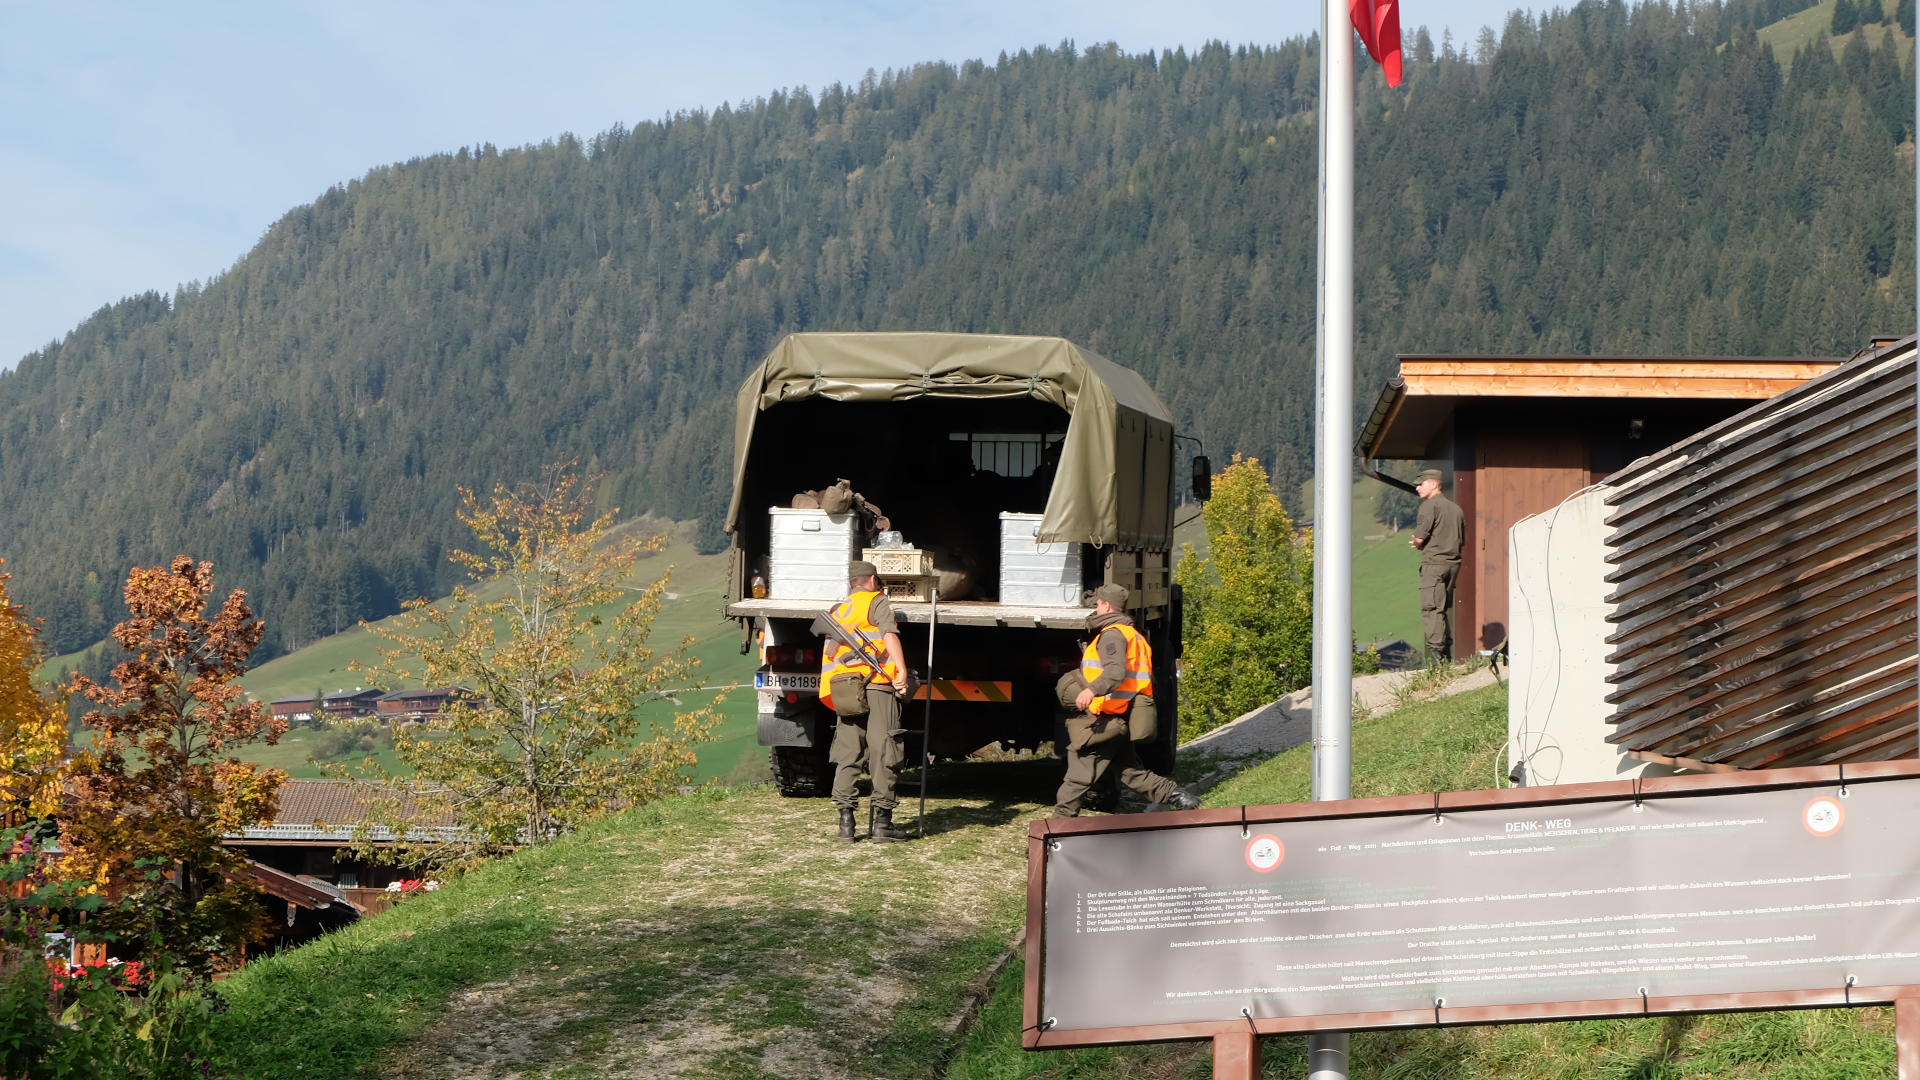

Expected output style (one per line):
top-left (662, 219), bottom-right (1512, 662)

top-left (1306, 1032), bottom-right (1350, 1080)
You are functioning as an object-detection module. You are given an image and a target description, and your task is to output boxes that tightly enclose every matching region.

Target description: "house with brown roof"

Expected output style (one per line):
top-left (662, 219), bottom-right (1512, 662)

top-left (224, 779), bottom-right (460, 941)
top-left (268, 696), bottom-right (316, 723)
top-left (375, 686), bottom-right (471, 722)
top-left (320, 688), bottom-right (384, 720)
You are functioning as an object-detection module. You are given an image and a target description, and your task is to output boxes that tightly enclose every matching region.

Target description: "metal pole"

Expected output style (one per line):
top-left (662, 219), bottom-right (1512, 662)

top-left (919, 584), bottom-right (938, 838)
top-left (1309, 5), bottom-right (1355, 1078)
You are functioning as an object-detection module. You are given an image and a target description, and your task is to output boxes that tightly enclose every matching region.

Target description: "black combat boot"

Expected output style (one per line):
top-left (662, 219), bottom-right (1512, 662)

top-left (1168, 787), bottom-right (1203, 811)
top-left (871, 806), bottom-right (912, 842)
top-left (837, 806), bottom-right (857, 842)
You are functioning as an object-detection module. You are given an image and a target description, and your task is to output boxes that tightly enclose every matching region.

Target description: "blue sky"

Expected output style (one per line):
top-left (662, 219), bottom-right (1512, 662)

top-left (0, 0), bottom-right (1518, 368)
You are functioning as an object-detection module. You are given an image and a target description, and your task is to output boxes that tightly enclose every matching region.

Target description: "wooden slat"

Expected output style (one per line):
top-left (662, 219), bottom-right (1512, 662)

top-left (1403, 374), bottom-right (1828, 399)
top-left (1400, 360), bottom-right (1840, 380)
top-left (1599, 338), bottom-right (1919, 767)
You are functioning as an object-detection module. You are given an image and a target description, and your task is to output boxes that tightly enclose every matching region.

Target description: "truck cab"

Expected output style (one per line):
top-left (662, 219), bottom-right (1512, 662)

top-left (722, 332), bottom-right (1191, 796)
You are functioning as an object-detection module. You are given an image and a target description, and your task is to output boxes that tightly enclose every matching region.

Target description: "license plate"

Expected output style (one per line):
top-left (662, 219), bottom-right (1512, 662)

top-left (756, 671), bottom-right (819, 693)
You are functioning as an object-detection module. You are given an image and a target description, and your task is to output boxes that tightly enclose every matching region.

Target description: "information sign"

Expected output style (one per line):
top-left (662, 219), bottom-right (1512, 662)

top-left (1023, 762), bottom-right (1920, 1049)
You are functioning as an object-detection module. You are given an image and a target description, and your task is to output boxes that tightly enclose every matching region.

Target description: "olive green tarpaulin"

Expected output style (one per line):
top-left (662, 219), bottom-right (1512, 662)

top-left (725, 333), bottom-right (1177, 548)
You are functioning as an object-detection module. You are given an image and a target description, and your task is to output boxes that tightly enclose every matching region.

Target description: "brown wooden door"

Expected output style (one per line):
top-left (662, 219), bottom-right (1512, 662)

top-left (1473, 432), bottom-right (1589, 652)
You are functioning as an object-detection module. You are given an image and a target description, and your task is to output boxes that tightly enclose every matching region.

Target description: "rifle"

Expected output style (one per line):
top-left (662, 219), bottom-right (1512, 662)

top-left (815, 603), bottom-right (916, 698)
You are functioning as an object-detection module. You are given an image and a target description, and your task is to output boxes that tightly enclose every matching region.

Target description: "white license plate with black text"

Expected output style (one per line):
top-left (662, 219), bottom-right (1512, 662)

top-left (755, 671), bottom-right (819, 693)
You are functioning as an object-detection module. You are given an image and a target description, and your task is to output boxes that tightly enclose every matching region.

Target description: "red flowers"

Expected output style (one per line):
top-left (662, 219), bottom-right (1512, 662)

top-left (47, 957), bottom-right (144, 991)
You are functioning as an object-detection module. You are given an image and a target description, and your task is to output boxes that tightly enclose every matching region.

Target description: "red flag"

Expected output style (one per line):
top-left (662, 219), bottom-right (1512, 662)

top-left (1350, 0), bottom-right (1403, 87)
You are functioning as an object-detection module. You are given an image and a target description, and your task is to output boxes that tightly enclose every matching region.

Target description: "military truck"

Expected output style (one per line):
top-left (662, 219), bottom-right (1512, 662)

top-left (721, 332), bottom-right (1205, 796)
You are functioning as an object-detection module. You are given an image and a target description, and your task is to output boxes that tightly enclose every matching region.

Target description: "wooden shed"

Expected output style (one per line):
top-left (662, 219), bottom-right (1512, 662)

top-left (1356, 354), bottom-right (1843, 659)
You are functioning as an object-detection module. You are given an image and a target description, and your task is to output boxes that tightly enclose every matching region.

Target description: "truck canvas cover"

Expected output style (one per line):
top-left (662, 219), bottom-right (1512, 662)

top-left (725, 333), bottom-right (1175, 548)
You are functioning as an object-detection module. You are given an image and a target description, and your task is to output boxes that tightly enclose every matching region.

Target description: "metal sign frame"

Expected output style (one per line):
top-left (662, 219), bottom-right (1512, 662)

top-left (1022, 759), bottom-right (1920, 1065)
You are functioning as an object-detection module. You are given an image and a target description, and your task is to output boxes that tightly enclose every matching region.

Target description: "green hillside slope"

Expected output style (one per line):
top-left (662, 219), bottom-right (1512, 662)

top-left (1, 2), bottom-right (1913, 666)
top-left (208, 683), bottom-right (1894, 1078)
top-left (229, 525), bottom-right (765, 784)
top-left (1756, 0), bottom-right (1912, 63)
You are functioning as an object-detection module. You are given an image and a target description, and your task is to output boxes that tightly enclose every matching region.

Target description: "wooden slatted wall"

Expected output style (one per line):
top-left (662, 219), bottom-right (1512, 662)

top-left (1600, 339), bottom-right (1917, 769)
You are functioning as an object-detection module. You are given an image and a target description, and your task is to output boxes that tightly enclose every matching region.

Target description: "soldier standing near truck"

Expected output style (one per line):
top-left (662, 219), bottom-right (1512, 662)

top-left (1408, 468), bottom-right (1464, 663)
top-left (816, 561), bottom-right (913, 842)
top-left (1051, 584), bottom-right (1202, 818)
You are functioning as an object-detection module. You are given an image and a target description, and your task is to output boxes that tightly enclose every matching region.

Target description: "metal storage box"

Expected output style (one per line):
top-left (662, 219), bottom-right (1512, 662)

top-left (999, 512), bottom-right (1083, 605)
top-left (769, 508), bottom-right (860, 600)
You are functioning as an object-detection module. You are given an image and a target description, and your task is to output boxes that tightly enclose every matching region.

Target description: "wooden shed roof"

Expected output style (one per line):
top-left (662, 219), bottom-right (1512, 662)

top-left (1358, 355), bottom-right (1844, 460)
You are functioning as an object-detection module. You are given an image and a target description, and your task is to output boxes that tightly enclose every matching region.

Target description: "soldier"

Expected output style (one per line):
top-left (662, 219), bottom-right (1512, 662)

top-left (816, 561), bottom-right (912, 842)
top-left (1408, 468), bottom-right (1465, 663)
top-left (1052, 584), bottom-right (1202, 818)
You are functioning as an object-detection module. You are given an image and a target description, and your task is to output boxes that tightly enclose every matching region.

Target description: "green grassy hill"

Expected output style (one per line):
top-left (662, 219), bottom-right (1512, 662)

top-left (4, 2), bottom-right (1915, 670)
top-left (207, 681), bottom-right (1895, 1078)
top-left (1296, 476), bottom-right (1425, 651)
top-left (1754, 0), bottom-right (1912, 63)
top-left (231, 524), bottom-right (760, 784)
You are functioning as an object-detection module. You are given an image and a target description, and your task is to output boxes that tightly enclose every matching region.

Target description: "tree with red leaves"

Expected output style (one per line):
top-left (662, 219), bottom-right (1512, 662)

top-left (61, 556), bottom-right (288, 975)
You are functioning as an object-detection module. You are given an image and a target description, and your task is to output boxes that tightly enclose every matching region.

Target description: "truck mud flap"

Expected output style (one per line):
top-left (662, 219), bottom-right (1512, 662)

top-left (758, 712), bottom-right (821, 747)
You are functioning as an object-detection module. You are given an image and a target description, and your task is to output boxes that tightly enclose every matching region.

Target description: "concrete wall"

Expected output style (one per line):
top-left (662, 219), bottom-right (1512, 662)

top-left (1507, 485), bottom-right (1671, 787)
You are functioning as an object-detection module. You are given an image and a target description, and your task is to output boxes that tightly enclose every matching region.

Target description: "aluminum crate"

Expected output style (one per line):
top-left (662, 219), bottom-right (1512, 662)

top-left (999, 512), bottom-right (1083, 605)
top-left (769, 508), bottom-right (860, 600)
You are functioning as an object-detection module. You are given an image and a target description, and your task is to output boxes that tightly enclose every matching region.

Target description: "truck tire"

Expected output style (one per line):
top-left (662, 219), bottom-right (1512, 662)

top-left (770, 744), bottom-right (833, 798)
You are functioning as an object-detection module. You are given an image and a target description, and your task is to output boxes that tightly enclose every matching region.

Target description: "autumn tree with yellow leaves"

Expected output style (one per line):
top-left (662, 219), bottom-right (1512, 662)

top-left (352, 465), bottom-right (715, 868)
top-left (62, 556), bottom-right (288, 974)
top-left (1173, 456), bottom-right (1315, 740)
top-left (0, 560), bottom-right (70, 823)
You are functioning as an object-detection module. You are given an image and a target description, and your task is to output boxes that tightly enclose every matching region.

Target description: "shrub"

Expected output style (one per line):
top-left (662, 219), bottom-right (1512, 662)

top-left (1174, 456), bottom-right (1313, 739)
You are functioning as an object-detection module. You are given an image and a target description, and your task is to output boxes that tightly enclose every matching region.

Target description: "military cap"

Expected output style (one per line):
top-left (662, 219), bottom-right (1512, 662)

top-left (1091, 583), bottom-right (1128, 608)
top-left (1417, 469), bottom-right (1443, 484)
top-left (849, 560), bottom-right (879, 579)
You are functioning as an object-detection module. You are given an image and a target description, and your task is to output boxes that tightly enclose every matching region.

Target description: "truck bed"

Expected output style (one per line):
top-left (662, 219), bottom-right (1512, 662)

top-left (725, 597), bottom-right (1091, 630)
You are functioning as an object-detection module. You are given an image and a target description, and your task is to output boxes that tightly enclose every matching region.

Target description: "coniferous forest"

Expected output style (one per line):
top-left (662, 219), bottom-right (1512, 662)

top-left (0, 0), bottom-right (1913, 659)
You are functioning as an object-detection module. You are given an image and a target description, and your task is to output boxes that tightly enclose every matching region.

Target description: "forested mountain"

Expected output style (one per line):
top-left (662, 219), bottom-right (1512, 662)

top-left (1, 0), bottom-right (1913, 659)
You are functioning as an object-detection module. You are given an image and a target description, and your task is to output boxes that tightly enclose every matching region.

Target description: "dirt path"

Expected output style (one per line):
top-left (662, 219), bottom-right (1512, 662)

top-left (379, 764), bottom-right (1052, 1079)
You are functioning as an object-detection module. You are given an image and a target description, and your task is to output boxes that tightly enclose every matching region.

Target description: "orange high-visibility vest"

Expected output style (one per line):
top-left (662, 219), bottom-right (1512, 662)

top-left (819, 591), bottom-right (900, 711)
top-left (1080, 623), bottom-right (1153, 715)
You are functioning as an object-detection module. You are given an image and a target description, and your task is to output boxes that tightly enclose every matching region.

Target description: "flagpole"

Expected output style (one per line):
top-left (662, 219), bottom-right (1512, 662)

top-left (1309, 2), bottom-right (1355, 1078)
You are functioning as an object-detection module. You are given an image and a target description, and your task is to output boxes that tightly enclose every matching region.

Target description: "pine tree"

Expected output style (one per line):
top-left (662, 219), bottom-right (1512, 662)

top-left (0, 12), bottom-right (1911, 666)
top-left (1834, 0), bottom-right (1861, 34)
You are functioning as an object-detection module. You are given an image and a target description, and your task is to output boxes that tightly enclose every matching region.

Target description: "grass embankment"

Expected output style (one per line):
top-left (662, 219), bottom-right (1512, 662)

top-left (211, 761), bottom-right (1053, 1079)
top-left (1297, 476), bottom-right (1424, 650)
top-left (949, 684), bottom-right (1895, 1079)
top-left (38, 519), bottom-right (765, 785)
top-left (1752, 0), bottom-right (1912, 64)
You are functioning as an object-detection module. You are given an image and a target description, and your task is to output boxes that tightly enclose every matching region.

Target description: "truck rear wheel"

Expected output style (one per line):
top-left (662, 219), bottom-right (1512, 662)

top-left (770, 743), bottom-right (833, 798)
